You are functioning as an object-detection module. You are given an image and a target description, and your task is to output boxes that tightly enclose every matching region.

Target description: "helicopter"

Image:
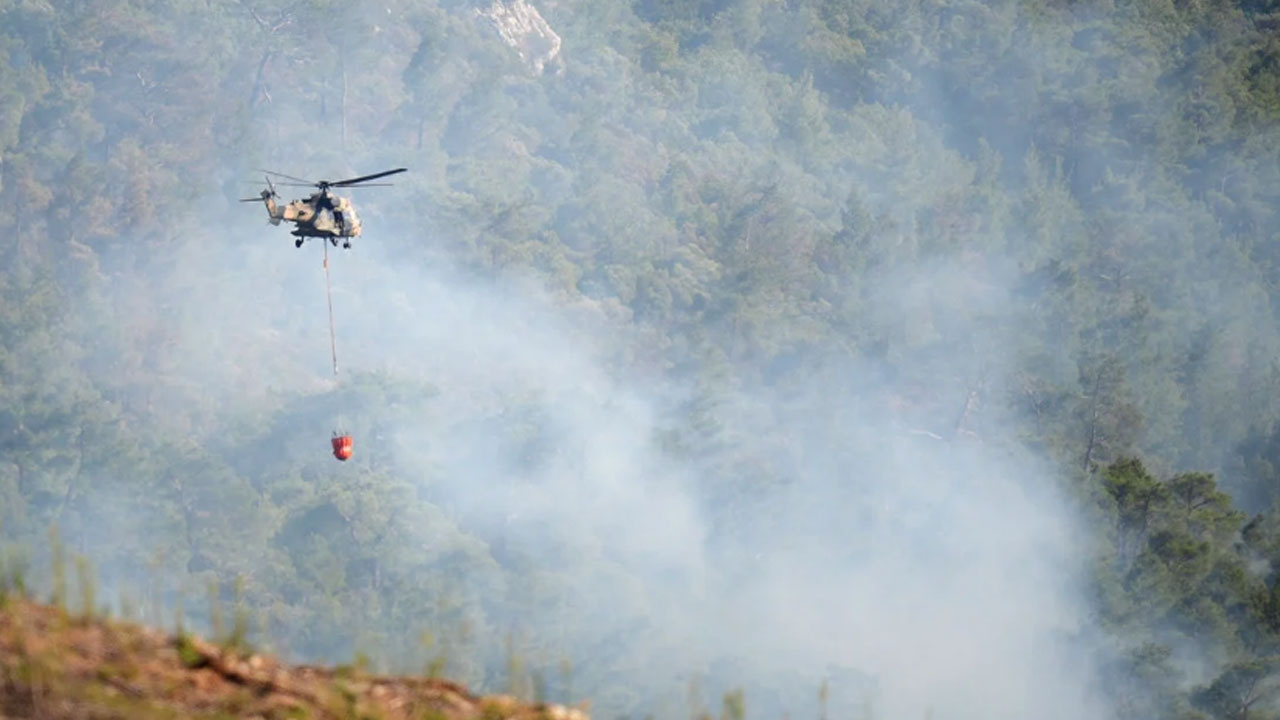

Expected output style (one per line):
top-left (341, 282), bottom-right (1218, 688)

top-left (240, 167), bottom-right (407, 248)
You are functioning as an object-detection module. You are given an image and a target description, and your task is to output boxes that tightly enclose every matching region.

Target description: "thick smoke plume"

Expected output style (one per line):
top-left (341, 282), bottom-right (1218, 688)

top-left (282, 237), bottom-right (1109, 718)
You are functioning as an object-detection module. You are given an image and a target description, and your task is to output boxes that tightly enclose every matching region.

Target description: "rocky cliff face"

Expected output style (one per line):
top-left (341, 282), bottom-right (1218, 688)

top-left (475, 0), bottom-right (563, 76)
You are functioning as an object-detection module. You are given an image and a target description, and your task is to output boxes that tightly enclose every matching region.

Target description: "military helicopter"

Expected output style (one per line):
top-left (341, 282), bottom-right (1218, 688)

top-left (240, 167), bottom-right (407, 248)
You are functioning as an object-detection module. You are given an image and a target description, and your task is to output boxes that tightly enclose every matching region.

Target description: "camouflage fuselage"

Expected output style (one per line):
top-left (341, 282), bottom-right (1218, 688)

top-left (263, 190), bottom-right (362, 238)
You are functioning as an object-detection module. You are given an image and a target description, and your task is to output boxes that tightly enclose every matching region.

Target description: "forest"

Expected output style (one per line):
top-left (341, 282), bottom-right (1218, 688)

top-left (2, 0), bottom-right (1280, 717)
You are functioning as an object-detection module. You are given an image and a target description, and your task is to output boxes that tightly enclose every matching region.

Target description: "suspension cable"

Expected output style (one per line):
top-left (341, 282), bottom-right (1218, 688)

top-left (323, 241), bottom-right (338, 376)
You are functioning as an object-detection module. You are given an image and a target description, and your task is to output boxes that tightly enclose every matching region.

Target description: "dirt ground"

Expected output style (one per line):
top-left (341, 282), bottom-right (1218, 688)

top-left (0, 595), bottom-right (589, 720)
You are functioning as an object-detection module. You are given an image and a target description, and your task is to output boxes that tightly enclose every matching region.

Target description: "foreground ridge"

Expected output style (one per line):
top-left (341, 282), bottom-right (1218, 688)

top-left (0, 596), bottom-right (589, 720)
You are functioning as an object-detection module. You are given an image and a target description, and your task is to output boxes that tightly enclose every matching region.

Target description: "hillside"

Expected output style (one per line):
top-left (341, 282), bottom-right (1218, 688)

top-left (3, 0), bottom-right (1280, 717)
top-left (0, 592), bottom-right (587, 720)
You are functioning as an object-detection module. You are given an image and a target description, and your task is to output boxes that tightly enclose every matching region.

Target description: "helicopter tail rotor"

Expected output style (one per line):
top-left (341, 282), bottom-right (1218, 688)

top-left (239, 174), bottom-right (280, 201)
top-left (239, 176), bottom-right (283, 225)
top-left (238, 174), bottom-right (281, 203)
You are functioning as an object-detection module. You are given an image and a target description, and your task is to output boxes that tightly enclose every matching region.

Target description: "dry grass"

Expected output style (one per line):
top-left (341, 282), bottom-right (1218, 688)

top-left (0, 596), bottom-right (590, 720)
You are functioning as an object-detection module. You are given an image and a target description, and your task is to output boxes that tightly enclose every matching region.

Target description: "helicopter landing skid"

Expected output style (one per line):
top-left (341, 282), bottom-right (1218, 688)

top-left (291, 237), bottom-right (350, 250)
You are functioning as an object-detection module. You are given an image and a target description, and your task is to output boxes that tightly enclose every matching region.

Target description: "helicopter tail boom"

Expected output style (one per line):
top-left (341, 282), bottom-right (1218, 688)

top-left (239, 177), bottom-right (285, 225)
top-left (238, 189), bottom-right (281, 222)
top-left (265, 193), bottom-right (283, 225)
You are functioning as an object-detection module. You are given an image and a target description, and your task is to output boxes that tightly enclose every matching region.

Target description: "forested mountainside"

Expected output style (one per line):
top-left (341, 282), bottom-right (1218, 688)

top-left (2, 0), bottom-right (1279, 718)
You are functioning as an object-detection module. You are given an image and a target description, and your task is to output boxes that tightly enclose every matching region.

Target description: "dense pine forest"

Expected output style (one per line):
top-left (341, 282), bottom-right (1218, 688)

top-left (2, 0), bottom-right (1280, 717)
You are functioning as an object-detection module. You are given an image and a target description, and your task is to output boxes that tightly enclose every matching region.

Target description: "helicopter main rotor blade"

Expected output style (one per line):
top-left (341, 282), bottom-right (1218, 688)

top-left (330, 167), bottom-right (407, 187)
top-left (260, 169), bottom-right (316, 185)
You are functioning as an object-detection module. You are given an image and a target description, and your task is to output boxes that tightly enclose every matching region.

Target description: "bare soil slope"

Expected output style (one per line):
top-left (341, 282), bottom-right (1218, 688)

top-left (0, 596), bottom-right (588, 720)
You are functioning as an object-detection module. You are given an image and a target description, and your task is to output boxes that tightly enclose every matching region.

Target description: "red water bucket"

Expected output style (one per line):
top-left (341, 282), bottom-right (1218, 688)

top-left (331, 434), bottom-right (354, 461)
